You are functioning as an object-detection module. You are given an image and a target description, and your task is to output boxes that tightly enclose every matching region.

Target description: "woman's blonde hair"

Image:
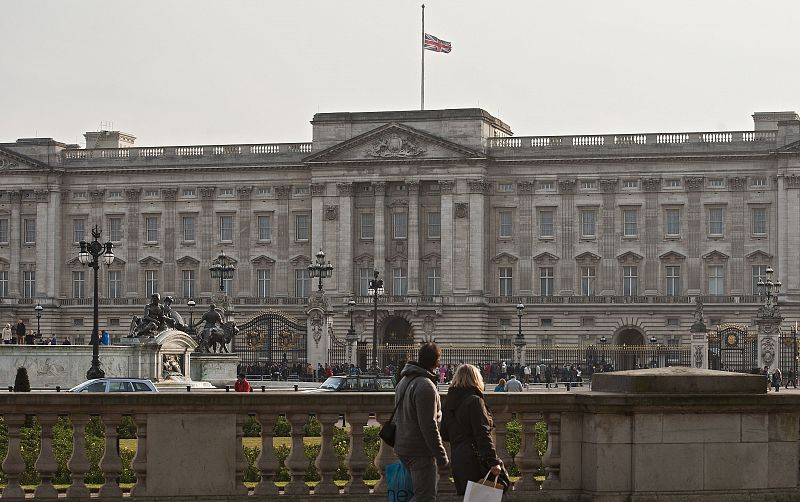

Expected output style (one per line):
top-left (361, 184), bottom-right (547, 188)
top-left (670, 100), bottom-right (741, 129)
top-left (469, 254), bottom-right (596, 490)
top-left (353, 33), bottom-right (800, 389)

top-left (450, 364), bottom-right (485, 391)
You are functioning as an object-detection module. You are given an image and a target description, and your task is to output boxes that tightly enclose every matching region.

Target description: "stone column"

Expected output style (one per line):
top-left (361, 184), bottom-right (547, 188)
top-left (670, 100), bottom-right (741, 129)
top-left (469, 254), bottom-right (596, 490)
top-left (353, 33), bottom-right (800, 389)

top-left (336, 183), bottom-right (354, 296)
top-left (311, 182), bottom-right (326, 265)
top-left (274, 185), bottom-right (292, 297)
top-left (685, 177), bottom-right (704, 294)
top-left (161, 188), bottom-right (178, 296)
top-left (373, 182), bottom-right (386, 277)
top-left (439, 180), bottom-right (454, 295)
top-left (558, 180), bottom-right (576, 295)
top-left (124, 189), bottom-right (141, 297)
top-left (237, 187), bottom-right (253, 297)
top-left (728, 177), bottom-right (747, 294)
top-left (780, 175), bottom-right (800, 296)
top-left (34, 190), bottom-right (51, 298)
top-left (406, 180), bottom-right (420, 296)
top-left (198, 187), bottom-right (216, 296)
top-left (599, 179), bottom-right (618, 295)
top-left (44, 190), bottom-right (61, 299)
top-left (467, 180), bottom-right (488, 295)
top-left (642, 178), bottom-right (661, 295)
top-left (305, 291), bottom-right (331, 368)
top-left (8, 191), bottom-right (20, 297)
top-left (518, 181), bottom-right (534, 295)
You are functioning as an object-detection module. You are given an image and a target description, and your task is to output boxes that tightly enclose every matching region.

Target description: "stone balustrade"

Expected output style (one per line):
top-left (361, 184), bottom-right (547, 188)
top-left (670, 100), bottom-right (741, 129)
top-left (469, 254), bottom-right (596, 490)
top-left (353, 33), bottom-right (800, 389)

top-left (61, 142), bottom-right (313, 164)
top-left (1, 370), bottom-right (799, 501)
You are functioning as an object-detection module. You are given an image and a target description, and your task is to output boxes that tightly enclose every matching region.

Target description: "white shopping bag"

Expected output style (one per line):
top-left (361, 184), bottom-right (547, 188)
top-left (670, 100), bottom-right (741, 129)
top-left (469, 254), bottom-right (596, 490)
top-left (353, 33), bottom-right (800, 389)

top-left (463, 472), bottom-right (504, 502)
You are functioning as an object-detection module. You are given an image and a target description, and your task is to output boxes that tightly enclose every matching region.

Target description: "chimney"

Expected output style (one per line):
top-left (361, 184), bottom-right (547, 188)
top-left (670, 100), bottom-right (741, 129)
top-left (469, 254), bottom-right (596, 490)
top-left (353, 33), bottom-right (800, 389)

top-left (83, 130), bottom-right (136, 149)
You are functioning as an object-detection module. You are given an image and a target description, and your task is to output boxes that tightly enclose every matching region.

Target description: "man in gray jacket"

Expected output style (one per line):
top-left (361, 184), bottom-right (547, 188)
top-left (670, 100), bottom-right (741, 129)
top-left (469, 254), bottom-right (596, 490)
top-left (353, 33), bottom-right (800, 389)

top-left (393, 342), bottom-right (449, 501)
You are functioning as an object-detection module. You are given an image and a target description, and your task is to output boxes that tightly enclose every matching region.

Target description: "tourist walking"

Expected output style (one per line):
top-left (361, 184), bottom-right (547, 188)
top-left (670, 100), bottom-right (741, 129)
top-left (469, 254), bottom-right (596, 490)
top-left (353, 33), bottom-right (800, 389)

top-left (545, 365), bottom-right (553, 388)
top-left (505, 374), bottom-right (523, 392)
top-left (15, 319), bottom-right (25, 345)
top-left (393, 342), bottom-right (449, 502)
top-left (771, 368), bottom-right (782, 393)
top-left (234, 373), bottom-right (251, 392)
top-left (494, 378), bottom-right (507, 392)
top-left (441, 364), bottom-right (506, 495)
top-left (523, 364), bottom-right (531, 384)
top-left (788, 369), bottom-right (797, 389)
top-left (1, 323), bottom-right (11, 344)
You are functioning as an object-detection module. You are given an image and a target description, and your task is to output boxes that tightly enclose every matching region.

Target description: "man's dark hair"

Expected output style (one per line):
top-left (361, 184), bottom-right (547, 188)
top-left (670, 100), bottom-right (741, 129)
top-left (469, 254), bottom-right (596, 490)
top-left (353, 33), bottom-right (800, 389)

top-left (238, 373), bottom-right (245, 379)
top-left (418, 342), bottom-right (441, 370)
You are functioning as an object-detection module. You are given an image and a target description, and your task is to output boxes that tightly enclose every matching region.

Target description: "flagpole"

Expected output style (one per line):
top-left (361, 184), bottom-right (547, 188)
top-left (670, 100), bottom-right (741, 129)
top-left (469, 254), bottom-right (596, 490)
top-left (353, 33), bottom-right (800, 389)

top-left (421, 3), bottom-right (425, 110)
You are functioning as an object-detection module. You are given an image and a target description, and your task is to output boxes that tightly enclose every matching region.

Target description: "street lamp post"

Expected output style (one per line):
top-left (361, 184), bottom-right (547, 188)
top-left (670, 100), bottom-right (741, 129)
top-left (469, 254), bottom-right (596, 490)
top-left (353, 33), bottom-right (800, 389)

top-left (514, 303), bottom-right (525, 365)
top-left (649, 335), bottom-right (658, 368)
top-left (368, 271), bottom-right (384, 372)
top-left (209, 251), bottom-right (236, 293)
top-left (307, 249), bottom-right (334, 292)
top-left (599, 335), bottom-right (607, 370)
top-left (34, 304), bottom-right (43, 339)
top-left (187, 299), bottom-right (196, 336)
top-left (78, 225), bottom-right (114, 380)
top-left (346, 299), bottom-right (357, 367)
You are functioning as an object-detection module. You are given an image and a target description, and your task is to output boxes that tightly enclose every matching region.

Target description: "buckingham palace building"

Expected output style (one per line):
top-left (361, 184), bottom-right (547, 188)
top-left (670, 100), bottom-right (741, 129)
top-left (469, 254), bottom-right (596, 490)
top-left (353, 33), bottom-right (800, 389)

top-left (1, 108), bottom-right (800, 353)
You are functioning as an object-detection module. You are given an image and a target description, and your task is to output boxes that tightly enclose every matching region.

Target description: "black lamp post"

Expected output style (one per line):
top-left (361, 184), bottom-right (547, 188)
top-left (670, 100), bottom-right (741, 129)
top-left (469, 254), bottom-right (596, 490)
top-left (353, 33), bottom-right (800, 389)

top-left (368, 270), bottom-right (384, 372)
top-left (514, 303), bottom-right (525, 365)
top-left (346, 299), bottom-right (357, 366)
top-left (78, 225), bottom-right (114, 379)
top-left (649, 335), bottom-right (658, 368)
top-left (34, 304), bottom-right (43, 339)
top-left (210, 250), bottom-right (235, 293)
top-left (599, 335), bottom-right (607, 368)
top-left (187, 299), bottom-right (196, 335)
top-left (757, 266), bottom-right (782, 313)
top-left (307, 249), bottom-right (334, 291)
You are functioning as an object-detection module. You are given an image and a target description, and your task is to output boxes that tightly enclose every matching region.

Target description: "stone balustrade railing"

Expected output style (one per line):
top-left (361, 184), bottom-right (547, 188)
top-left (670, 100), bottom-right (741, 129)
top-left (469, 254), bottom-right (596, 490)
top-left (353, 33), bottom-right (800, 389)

top-left (1, 379), bottom-right (798, 501)
top-left (60, 142), bottom-right (313, 164)
top-left (488, 130), bottom-right (778, 155)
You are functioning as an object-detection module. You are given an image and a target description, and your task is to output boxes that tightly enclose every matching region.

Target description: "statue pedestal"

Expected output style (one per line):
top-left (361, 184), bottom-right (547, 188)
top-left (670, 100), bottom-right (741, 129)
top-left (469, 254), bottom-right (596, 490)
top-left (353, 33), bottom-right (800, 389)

top-left (190, 354), bottom-right (240, 388)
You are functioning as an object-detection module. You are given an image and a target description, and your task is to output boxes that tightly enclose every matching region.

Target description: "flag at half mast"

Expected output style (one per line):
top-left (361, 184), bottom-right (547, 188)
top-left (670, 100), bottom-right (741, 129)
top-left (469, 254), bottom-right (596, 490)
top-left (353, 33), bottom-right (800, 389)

top-left (423, 33), bottom-right (452, 53)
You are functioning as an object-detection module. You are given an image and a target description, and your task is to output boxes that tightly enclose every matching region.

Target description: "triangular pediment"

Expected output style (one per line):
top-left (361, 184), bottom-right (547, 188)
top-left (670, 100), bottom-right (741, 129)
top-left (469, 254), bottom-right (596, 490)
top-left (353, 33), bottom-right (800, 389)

top-left (659, 251), bottom-right (686, 261)
top-left (176, 255), bottom-right (200, 266)
top-left (491, 252), bottom-right (518, 264)
top-left (0, 146), bottom-right (51, 172)
top-left (139, 256), bottom-right (163, 266)
top-left (745, 250), bottom-right (773, 262)
top-left (250, 255), bottom-right (276, 266)
top-left (353, 253), bottom-right (374, 266)
top-left (289, 254), bottom-right (311, 266)
top-left (777, 139), bottom-right (800, 154)
top-left (617, 251), bottom-right (643, 263)
top-left (702, 250), bottom-right (730, 261)
top-left (304, 123), bottom-right (487, 163)
top-left (575, 251), bottom-right (601, 262)
top-left (421, 252), bottom-right (441, 264)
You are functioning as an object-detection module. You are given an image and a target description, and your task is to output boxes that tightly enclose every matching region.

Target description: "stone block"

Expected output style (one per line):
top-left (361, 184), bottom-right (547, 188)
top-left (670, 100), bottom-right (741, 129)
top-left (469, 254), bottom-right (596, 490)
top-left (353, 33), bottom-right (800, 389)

top-left (592, 367), bottom-right (766, 394)
top-left (741, 413), bottom-right (768, 443)
top-left (583, 414), bottom-right (631, 444)
top-left (768, 413), bottom-right (799, 442)
top-left (662, 414), bottom-right (740, 443)
top-left (581, 442), bottom-right (597, 490)
top-left (633, 414), bottom-right (663, 443)
top-left (768, 441), bottom-right (799, 488)
top-left (147, 413), bottom-right (237, 496)
top-left (633, 443), bottom-right (703, 492)
top-left (593, 443), bottom-right (632, 492)
top-left (703, 443), bottom-right (767, 490)
top-left (559, 438), bottom-right (582, 489)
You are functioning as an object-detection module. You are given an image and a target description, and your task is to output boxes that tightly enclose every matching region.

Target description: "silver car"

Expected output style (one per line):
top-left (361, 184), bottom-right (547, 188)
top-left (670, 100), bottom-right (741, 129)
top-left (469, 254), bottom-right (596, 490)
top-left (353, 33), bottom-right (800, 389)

top-left (68, 378), bottom-right (158, 393)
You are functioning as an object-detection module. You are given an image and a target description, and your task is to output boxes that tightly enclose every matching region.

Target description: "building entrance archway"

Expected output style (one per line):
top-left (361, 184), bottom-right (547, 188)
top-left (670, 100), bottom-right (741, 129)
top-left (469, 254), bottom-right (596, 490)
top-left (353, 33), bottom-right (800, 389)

top-left (612, 327), bottom-right (646, 370)
top-left (359, 316), bottom-right (415, 371)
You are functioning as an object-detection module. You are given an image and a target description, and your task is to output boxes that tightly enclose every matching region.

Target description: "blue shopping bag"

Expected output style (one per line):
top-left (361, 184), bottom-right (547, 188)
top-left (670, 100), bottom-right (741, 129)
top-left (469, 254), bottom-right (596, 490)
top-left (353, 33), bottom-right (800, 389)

top-left (386, 461), bottom-right (414, 502)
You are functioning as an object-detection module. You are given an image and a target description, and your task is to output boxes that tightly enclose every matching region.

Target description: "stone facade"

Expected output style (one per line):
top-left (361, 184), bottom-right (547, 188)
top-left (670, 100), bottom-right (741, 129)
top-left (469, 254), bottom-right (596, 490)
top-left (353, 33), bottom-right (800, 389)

top-left (1, 109), bottom-right (800, 348)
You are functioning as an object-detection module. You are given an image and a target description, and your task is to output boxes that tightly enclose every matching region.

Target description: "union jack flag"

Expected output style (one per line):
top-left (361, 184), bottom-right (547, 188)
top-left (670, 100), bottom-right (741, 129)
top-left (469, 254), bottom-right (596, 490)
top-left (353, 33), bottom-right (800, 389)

top-left (423, 33), bottom-right (452, 53)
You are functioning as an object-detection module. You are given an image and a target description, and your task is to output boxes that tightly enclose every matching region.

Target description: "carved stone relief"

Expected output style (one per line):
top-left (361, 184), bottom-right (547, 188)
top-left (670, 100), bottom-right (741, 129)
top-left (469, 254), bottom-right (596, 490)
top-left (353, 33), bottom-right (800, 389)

top-left (324, 205), bottom-right (339, 220)
top-left (454, 202), bottom-right (469, 218)
top-left (365, 134), bottom-right (425, 158)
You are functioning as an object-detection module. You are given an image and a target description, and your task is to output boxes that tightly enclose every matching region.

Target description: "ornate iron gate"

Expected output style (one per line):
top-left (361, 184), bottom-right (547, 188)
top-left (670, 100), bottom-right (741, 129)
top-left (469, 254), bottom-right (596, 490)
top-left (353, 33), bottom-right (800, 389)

top-left (779, 328), bottom-right (798, 382)
top-left (707, 324), bottom-right (758, 373)
top-left (233, 310), bottom-right (307, 374)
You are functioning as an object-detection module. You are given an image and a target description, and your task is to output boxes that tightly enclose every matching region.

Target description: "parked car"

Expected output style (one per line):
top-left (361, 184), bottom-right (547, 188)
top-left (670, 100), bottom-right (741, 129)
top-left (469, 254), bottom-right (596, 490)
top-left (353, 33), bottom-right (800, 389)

top-left (308, 374), bottom-right (395, 392)
top-left (68, 378), bottom-right (158, 393)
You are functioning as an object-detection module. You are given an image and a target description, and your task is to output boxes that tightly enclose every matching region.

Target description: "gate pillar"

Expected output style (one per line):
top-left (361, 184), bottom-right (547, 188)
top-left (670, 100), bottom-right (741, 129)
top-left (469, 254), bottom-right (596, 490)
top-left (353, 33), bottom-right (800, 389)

top-left (691, 298), bottom-right (708, 369)
top-left (757, 317), bottom-right (782, 374)
top-left (305, 291), bottom-right (331, 368)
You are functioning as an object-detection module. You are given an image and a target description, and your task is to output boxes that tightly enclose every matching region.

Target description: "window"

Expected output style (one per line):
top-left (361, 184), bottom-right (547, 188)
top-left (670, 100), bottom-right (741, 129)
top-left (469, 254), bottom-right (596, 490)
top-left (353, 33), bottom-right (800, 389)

top-left (293, 186), bottom-right (309, 196)
top-left (426, 267), bottom-right (441, 296)
top-left (665, 209), bottom-right (681, 236)
top-left (23, 219), bottom-right (36, 243)
top-left (708, 179), bottom-right (725, 188)
top-left (392, 212), bottom-right (408, 239)
top-left (295, 269), bottom-right (310, 297)
top-left (708, 207), bottom-right (724, 236)
top-left (498, 183), bottom-right (514, 192)
top-left (109, 318), bottom-right (120, 327)
top-left (623, 266), bottom-right (638, 296)
top-left (752, 265), bottom-right (768, 295)
top-left (145, 217), bottom-right (158, 242)
top-left (539, 210), bottom-right (554, 238)
top-left (666, 266), bottom-right (681, 296)
top-left (258, 187), bottom-right (272, 196)
top-left (360, 213), bottom-right (374, 240)
top-left (752, 177), bottom-right (767, 188)
top-left (581, 317), bottom-right (595, 327)
top-left (108, 217), bottom-right (122, 241)
top-left (540, 267), bottom-right (554, 296)
top-left (392, 268), bottom-right (408, 296)
top-left (222, 277), bottom-right (232, 296)
top-left (667, 179), bottom-right (681, 188)
top-left (499, 211), bottom-right (513, 238)
top-left (219, 215), bottom-right (234, 242)
top-left (108, 271), bottom-right (121, 299)
top-left (182, 270), bottom-right (195, 298)
top-left (623, 180), bottom-right (639, 189)
top-left (708, 265), bottom-right (724, 295)
top-left (108, 191), bottom-right (122, 199)
top-left (359, 268), bottom-right (372, 296)
top-left (0, 219), bottom-right (7, 243)
top-left (220, 188), bottom-right (234, 197)
top-left (581, 267), bottom-right (595, 296)
top-left (257, 215), bottom-right (271, 241)
top-left (622, 209), bottom-right (638, 237)
top-left (427, 212), bottom-right (441, 239)
top-left (23, 271), bottom-right (35, 298)
top-left (539, 181), bottom-right (554, 191)
top-left (182, 216), bottom-right (195, 241)
top-left (145, 190), bottom-right (160, 198)
top-left (295, 214), bottom-right (310, 241)
top-left (752, 207), bottom-right (767, 235)
top-left (667, 318), bottom-right (680, 327)
top-left (541, 318), bottom-right (553, 327)
top-left (580, 209), bottom-right (596, 238)
top-left (257, 269), bottom-right (271, 297)
top-left (72, 271), bottom-right (85, 298)
top-left (182, 189), bottom-right (196, 197)
top-left (73, 219), bottom-right (86, 243)
top-left (73, 192), bottom-right (87, 200)
top-left (499, 267), bottom-right (513, 296)
top-left (73, 318), bottom-right (84, 327)
top-left (580, 180), bottom-right (596, 190)
top-left (145, 270), bottom-right (158, 297)
top-left (0, 271), bottom-right (7, 297)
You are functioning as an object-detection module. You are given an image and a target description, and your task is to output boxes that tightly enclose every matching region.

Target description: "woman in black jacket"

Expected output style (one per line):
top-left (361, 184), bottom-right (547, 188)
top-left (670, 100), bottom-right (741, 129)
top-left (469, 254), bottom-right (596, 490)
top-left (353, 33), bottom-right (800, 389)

top-left (440, 364), bottom-right (504, 495)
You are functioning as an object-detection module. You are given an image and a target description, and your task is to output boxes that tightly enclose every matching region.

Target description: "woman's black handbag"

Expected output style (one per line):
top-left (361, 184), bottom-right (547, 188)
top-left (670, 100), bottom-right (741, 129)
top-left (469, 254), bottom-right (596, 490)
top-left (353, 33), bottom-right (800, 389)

top-left (379, 375), bottom-right (418, 447)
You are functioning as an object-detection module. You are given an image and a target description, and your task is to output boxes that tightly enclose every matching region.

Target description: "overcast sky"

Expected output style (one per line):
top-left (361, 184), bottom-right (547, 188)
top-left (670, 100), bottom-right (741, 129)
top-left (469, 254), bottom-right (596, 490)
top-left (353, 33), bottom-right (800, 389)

top-left (3, 0), bottom-right (799, 147)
